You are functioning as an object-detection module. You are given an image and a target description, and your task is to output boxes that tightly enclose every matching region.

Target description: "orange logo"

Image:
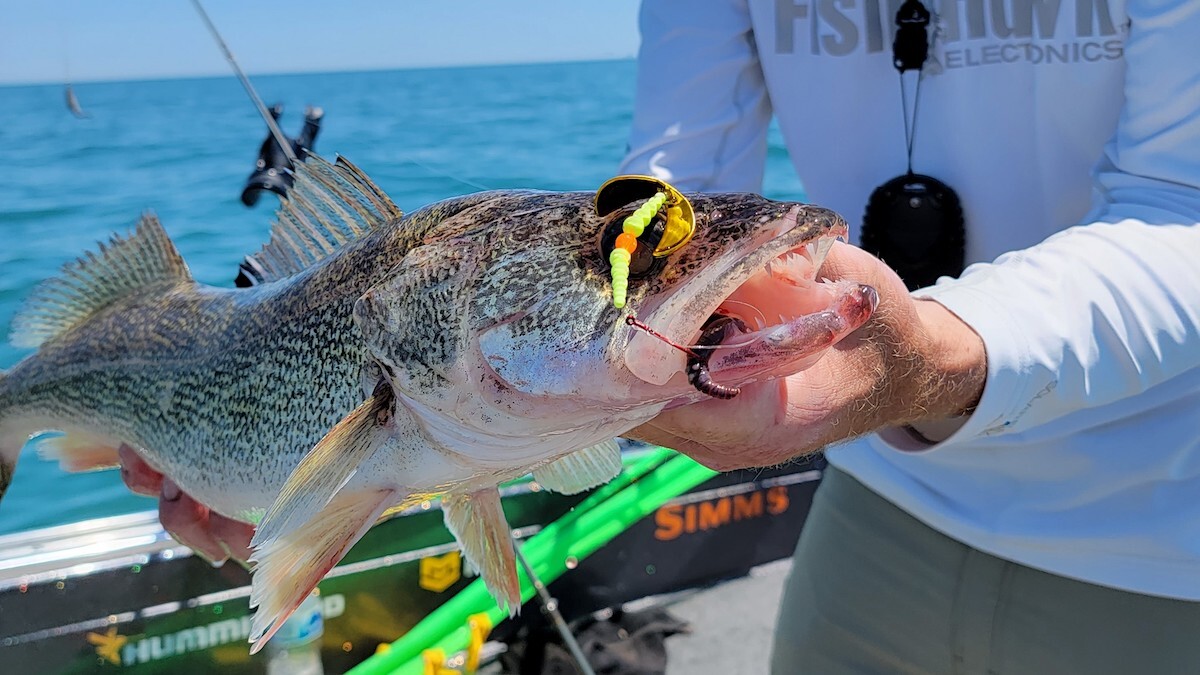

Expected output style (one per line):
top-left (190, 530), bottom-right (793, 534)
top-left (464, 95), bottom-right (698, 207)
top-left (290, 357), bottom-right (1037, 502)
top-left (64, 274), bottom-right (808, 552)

top-left (653, 487), bottom-right (790, 541)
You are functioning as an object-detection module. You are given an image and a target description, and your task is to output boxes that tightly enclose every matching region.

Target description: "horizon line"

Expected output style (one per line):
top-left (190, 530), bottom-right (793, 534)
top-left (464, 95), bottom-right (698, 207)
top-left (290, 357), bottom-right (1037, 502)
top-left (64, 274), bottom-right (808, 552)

top-left (0, 55), bottom-right (637, 89)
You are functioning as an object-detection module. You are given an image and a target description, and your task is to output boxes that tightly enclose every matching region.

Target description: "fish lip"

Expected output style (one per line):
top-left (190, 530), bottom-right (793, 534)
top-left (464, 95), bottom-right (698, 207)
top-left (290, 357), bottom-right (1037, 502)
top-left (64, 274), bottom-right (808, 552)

top-left (624, 204), bottom-right (848, 387)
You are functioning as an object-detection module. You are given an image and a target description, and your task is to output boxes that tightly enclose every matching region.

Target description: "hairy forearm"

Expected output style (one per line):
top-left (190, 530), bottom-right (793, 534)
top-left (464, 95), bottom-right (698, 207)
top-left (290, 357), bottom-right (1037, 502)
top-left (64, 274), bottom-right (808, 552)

top-left (906, 299), bottom-right (987, 422)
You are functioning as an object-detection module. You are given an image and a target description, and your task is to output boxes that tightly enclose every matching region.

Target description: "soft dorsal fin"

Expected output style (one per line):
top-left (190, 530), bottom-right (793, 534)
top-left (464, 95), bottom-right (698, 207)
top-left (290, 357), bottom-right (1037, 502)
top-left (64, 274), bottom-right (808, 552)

top-left (244, 154), bottom-right (402, 283)
top-left (10, 214), bottom-right (191, 349)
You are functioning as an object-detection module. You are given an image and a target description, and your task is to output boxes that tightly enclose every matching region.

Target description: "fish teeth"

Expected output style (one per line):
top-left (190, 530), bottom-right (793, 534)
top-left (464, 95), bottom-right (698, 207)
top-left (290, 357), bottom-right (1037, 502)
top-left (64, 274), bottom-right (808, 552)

top-left (773, 257), bottom-right (785, 275)
top-left (768, 251), bottom-right (810, 281)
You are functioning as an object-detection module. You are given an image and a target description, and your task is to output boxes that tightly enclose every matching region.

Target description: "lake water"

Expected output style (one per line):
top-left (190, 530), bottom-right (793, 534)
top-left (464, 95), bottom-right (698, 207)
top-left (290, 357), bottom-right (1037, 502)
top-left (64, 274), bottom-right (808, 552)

top-left (0, 59), bottom-right (804, 534)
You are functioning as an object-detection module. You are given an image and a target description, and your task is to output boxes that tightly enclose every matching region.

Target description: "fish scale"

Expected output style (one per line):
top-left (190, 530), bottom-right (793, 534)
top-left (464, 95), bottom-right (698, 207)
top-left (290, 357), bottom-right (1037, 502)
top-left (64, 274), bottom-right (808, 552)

top-left (0, 168), bottom-right (465, 508)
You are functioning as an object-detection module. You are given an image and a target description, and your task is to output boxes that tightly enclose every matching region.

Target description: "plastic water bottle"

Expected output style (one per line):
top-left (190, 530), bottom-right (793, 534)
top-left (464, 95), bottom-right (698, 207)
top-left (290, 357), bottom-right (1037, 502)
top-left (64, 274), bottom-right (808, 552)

top-left (265, 591), bottom-right (325, 675)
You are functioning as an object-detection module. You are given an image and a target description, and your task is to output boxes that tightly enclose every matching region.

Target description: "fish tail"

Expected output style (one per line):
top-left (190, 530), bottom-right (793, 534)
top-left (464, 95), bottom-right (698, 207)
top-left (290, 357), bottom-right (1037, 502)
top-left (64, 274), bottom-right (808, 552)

top-left (0, 453), bottom-right (12, 504)
top-left (0, 370), bottom-right (17, 504)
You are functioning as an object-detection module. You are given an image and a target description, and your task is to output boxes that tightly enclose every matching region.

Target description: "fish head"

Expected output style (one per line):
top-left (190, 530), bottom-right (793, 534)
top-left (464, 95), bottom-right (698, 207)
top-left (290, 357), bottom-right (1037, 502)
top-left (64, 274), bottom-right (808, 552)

top-left (354, 190), bottom-right (876, 464)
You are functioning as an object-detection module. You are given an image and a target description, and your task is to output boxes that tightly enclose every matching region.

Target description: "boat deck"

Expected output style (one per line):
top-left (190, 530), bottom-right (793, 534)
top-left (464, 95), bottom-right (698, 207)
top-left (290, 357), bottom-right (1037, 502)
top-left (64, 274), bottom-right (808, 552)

top-left (661, 559), bottom-right (791, 675)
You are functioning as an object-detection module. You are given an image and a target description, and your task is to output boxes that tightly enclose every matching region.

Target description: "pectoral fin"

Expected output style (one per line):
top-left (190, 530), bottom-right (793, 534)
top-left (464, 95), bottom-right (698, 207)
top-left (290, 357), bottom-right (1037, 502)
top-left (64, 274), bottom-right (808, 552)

top-left (248, 488), bottom-right (395, 653)
top-left (442, 488), bottom-right (521, 616)
top-left (532, 439), bottom-right (623, 495)
top-left (247, 383), bottom-right (397, 653)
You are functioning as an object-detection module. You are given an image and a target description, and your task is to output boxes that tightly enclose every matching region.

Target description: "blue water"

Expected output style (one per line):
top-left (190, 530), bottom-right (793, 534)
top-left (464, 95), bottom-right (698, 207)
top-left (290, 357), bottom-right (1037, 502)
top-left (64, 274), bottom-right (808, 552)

top-left (0, 60), bottom-right (803, 535)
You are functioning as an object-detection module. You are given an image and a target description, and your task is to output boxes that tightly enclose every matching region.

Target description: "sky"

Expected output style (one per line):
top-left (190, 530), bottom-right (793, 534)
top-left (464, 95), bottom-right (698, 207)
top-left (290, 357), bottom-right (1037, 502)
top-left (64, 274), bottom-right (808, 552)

top-left (0, 1), bottom-right (643, 85)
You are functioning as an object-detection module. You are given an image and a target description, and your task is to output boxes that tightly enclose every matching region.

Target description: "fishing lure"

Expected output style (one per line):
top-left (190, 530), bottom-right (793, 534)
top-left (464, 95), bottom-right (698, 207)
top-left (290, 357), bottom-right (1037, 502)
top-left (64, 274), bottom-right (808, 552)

top-left (594, 175), bottom-right (696, 309)
top-left (685, 316), bottom-right (744, 399)
top-left (624, 314), bottom-right (746, 400)
top-left (608, 192), bottom-right (667, 308)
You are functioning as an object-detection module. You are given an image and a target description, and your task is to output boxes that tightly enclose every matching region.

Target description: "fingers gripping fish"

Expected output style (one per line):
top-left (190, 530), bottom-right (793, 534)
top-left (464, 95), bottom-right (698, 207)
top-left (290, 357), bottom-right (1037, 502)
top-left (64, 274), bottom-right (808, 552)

top-left (0, 155), bottom-right (877, 651)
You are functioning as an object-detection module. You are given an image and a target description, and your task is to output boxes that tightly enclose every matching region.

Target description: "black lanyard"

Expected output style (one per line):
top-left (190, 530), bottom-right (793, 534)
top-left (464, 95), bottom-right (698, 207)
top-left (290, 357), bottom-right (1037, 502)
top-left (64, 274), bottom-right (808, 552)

top-left (894, 0), bottom-right (931, 173)
top-left (859, 0), bottom-right (967, 290)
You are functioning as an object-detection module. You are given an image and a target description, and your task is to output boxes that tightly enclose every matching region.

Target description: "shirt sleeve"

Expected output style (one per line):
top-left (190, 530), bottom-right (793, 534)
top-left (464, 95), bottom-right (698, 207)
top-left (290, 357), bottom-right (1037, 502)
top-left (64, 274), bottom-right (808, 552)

top-left (618, 0), bottom-right (772, 192)
top-left (884, 0), bottom-right (1200, 447)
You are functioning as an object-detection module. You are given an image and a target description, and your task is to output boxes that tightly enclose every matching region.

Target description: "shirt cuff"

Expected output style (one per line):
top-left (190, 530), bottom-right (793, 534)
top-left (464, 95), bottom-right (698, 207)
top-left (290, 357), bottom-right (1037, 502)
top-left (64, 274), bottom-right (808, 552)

top-left (873, 276), bottom-right (1036, 453)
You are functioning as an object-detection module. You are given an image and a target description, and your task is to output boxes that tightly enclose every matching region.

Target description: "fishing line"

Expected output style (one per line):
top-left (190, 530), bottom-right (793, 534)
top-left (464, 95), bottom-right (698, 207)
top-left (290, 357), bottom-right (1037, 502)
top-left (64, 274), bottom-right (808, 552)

top-left (624, 316), bottom-right (699, 358)
top-left (190, 0), bottom-right (298, 165)
top-left (399, 156), bottom-right (493, 192)
top-left (194, 0), bottom-right (493, 196)
top-left (715, 298), bottom-right (769, 333)
top-left (624, 315), bottom-right (767, 354)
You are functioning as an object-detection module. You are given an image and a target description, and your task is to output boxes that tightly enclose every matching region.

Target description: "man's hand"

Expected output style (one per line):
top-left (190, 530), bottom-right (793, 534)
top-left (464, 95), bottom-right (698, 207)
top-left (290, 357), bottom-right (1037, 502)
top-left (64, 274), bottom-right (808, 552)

top-left (119, 444), bottom-right (254, 566)
top-left (628, 242), bottom-right (987, 470)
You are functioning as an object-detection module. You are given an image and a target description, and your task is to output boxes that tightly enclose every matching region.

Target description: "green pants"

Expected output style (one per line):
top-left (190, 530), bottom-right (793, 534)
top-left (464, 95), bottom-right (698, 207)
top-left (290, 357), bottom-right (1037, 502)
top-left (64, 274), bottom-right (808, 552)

top-left (771, 466), bottom-right (1200, 675)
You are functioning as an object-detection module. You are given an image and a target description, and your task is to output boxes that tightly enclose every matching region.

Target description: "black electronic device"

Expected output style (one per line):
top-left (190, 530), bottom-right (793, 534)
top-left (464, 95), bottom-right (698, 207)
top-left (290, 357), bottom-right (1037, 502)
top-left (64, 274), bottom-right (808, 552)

top-left (861, 173), bottom-right (964, 289)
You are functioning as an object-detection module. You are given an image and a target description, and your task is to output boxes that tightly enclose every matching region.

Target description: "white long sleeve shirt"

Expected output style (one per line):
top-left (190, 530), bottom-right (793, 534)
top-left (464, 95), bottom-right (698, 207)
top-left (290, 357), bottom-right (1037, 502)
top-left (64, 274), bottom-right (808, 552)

top-left (620, 0), bottom-right (1200, 599)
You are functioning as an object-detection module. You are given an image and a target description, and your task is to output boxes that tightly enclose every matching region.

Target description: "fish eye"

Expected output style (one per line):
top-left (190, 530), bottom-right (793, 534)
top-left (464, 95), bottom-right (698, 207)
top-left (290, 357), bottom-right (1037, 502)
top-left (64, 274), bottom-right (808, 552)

top-left (600, 206), bottom-right (666, 278)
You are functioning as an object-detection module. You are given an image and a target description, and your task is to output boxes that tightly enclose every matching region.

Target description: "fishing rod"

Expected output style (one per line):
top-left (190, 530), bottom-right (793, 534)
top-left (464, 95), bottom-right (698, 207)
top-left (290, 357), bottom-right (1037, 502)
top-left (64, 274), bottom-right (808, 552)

top-left (193, 0), bottom-right (498, 198)
top-left (190, 0), bottom-right (298, 165)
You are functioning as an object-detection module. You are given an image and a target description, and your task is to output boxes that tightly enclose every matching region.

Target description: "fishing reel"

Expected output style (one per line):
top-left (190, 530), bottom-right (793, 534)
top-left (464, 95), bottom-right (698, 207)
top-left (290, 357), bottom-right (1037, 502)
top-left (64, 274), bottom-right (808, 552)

top-left (240, 104), bottom-right (324, 208)
top-left (236, 105), bottom-right (326, 288)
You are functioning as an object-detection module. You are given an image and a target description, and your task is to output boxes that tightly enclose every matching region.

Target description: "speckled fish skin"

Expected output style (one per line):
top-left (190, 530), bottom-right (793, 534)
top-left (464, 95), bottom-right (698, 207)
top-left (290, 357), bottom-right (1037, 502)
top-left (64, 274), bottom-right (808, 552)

top-left (0, 192), bottom-right (487, 518)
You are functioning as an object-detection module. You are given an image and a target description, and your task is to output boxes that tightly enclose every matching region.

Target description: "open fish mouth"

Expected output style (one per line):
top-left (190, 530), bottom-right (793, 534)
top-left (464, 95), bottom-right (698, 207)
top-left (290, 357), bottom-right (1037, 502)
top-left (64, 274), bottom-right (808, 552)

top-left (624, 205), bottom-right (879, 397)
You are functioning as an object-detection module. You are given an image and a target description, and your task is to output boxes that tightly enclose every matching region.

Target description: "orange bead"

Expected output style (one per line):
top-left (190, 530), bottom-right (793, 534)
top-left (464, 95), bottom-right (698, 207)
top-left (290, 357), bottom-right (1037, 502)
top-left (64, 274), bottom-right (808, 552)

top-left (615, 232), bottom-right (639, 252)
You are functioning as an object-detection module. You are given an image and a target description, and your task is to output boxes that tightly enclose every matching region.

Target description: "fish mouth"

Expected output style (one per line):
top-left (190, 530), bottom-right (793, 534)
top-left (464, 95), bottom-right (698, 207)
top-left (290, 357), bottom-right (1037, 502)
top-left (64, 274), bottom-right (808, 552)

top-left (624, 205), bottom-right (878, 396)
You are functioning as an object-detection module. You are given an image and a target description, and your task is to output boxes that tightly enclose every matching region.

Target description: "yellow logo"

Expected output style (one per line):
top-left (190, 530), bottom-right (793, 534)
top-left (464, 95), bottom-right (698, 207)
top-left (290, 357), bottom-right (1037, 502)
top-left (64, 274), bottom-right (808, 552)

top-left (419, 550), bottom-right (462, 592)
top-left (87, 626), bottom-right (127, 665)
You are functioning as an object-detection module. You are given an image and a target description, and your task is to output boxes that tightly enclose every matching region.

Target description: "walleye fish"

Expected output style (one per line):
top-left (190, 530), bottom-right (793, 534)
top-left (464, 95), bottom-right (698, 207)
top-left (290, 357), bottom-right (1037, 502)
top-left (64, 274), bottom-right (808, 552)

top-left (0, 155), bottom-right (876, 651)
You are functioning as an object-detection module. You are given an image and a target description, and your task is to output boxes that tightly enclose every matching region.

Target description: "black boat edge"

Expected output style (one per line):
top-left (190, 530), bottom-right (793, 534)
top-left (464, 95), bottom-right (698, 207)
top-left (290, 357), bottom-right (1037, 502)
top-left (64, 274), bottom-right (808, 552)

top-left (0, 445), bottom-right (825, 674)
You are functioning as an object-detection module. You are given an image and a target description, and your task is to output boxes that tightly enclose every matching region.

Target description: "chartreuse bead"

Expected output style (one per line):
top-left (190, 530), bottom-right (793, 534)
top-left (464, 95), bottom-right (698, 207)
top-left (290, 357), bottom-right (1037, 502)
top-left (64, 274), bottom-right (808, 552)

top-left (609, 247), bottom-right (632, 308)
top-left (610, 191), bottom-right (667, 308)
top-left (622, 192), bottom-right (667, 238)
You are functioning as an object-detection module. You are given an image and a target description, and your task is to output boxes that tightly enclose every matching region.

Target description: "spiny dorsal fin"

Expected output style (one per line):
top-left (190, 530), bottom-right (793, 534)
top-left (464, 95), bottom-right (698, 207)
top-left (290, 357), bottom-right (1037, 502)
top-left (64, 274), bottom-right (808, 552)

top-left (246, 154), bottom-right (402, 283)
top-left (10, 213), bottom-right (191, 349)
